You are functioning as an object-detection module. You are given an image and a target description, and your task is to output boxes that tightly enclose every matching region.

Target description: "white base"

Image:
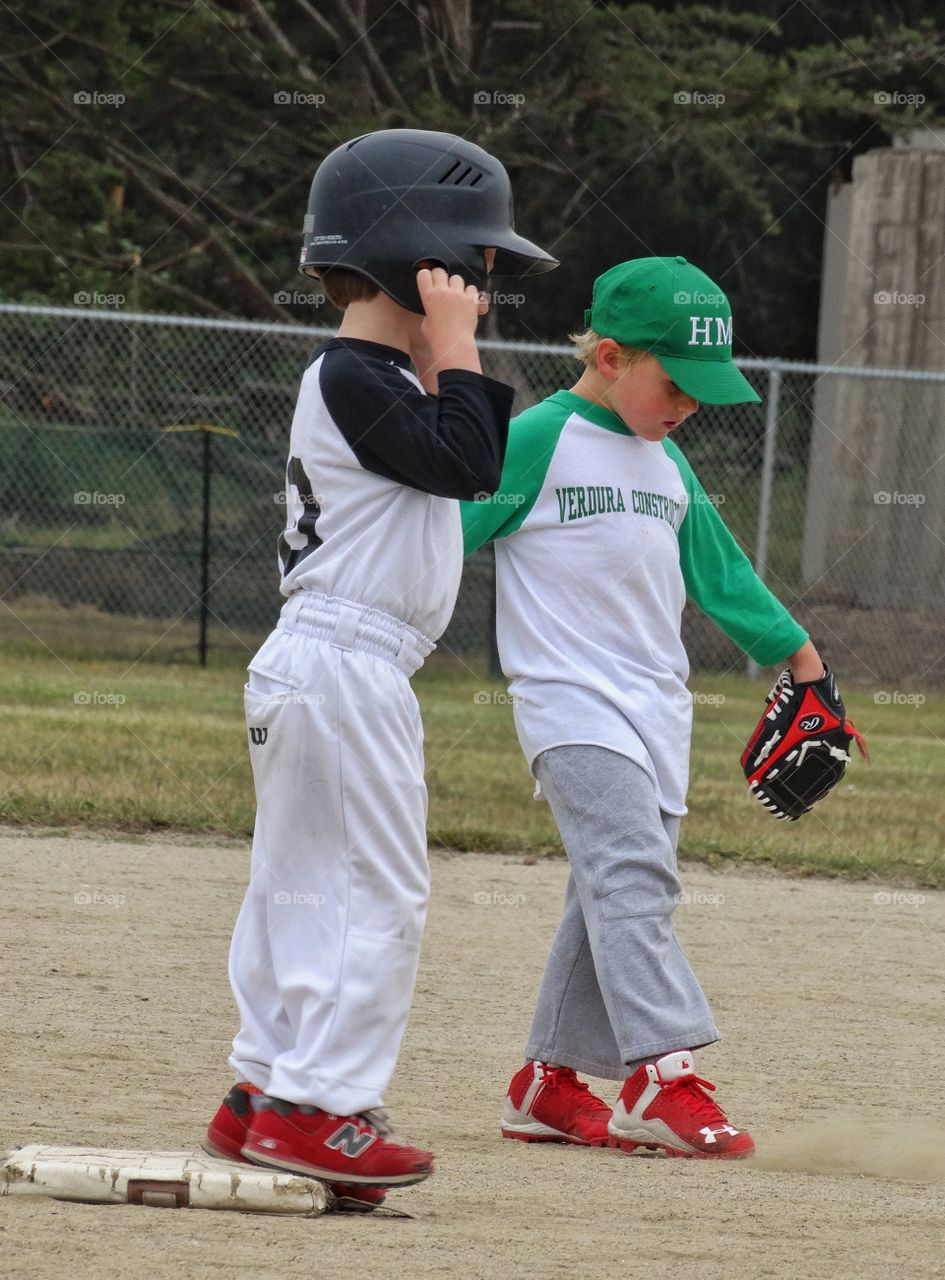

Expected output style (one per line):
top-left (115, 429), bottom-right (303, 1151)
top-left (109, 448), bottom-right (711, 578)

top-left (1, 1144), bottom-right (330, 1216)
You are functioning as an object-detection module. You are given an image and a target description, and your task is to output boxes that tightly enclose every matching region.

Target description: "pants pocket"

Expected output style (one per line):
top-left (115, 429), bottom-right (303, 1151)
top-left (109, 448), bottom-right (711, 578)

top-left (246, 667), bottom-right (300, 698)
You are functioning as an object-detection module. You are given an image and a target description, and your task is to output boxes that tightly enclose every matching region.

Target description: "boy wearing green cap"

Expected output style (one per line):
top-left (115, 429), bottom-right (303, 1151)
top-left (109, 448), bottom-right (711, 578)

top-left (462, 256), bottom-right (824, 1159)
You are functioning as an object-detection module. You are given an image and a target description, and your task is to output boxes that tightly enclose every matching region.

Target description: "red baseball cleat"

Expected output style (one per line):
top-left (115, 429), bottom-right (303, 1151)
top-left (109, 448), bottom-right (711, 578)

top-left (203, 1083), bottom-right (388, 1207)
top-left (242, 1098), bottom-right (434, 1187)
top-left (501, 1060), bottom-right (612, 1146)
top-left (204, 1082), bottom-right (264, 1162)
top-left (608, 1050), bottom-right (755, 1159)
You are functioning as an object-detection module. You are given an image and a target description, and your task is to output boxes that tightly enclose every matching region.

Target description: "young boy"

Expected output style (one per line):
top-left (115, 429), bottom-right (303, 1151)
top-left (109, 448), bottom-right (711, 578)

top-left (462, 256), bottom-right (827, 1159)
top-left (203, 129), bottom-right (556, 1203)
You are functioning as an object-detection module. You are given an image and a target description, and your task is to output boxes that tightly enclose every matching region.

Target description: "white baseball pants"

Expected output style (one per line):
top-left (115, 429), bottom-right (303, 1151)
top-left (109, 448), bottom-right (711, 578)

top-left (228, 591), bottom-right (434, 1115)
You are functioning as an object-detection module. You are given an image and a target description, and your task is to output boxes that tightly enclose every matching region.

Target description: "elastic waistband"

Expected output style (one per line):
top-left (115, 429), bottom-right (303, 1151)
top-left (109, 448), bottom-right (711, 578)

top-left (279, 591), bottom-right (435, 677)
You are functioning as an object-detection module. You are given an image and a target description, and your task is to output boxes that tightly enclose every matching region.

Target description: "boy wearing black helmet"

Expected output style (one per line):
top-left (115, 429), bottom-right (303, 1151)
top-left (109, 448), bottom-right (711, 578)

top-left (204, 129), bottom-right (556, 1202)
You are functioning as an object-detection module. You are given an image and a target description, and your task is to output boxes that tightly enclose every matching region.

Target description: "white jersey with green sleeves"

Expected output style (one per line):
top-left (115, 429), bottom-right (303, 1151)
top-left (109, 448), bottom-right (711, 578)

top-left (462, 390), bottom-right (807, 815)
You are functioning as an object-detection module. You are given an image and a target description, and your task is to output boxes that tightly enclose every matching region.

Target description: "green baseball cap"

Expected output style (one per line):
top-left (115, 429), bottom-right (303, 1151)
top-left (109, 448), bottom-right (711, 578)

top-left (583, 256), bottom-right (761, 405)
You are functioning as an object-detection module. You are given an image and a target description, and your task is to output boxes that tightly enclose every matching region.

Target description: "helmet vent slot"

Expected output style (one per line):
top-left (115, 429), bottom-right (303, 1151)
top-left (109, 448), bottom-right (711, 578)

top-left (438, 159), bottom-right (483, 186)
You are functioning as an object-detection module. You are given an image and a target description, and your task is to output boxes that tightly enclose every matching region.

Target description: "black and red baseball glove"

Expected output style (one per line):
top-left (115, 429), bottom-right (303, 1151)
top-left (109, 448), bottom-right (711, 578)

top-left (741, 666), bottom-right (869, 821)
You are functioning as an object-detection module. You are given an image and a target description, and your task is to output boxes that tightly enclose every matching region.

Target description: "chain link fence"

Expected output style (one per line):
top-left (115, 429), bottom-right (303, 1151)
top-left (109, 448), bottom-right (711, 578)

top-left (1, 303), bottom-right (944, 682)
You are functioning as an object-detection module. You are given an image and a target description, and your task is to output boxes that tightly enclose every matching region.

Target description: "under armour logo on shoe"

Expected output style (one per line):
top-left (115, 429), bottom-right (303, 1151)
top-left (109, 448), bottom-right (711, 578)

top-left (699, 1124), bottom-right (741, 1144)
top-left (249, 727), bottom-right (268, 745)
top-left (325, 1122), bottom-right (377, 1159)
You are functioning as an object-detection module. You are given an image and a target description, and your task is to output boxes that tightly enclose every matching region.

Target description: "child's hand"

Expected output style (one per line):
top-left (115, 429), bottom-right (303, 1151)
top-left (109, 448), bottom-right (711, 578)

top-left (415, 267), bottom-right (483, 378)
top-left (786, 640), bottom-right (825, 685)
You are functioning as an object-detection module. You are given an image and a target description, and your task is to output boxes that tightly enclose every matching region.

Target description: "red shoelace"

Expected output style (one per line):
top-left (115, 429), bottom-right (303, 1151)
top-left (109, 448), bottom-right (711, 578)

top-left (660, 1073), bottom-right (730, 1126)
top-left (542, 1066), bottom-right (608, 1115)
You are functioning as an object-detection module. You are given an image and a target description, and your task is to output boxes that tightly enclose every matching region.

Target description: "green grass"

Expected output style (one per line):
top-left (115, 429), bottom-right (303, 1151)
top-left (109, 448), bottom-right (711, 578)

top-left (0, 646), bottom-right (943, 887)
top-left (0, 596), bottom-right (266, 666)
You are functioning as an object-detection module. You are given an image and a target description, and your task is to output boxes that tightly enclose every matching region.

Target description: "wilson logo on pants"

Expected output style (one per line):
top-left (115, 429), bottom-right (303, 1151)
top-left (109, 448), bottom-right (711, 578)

top-left (249, 727), bottom-right (268, 745)
top-left (325, 1123), bottom-right (377, 1158)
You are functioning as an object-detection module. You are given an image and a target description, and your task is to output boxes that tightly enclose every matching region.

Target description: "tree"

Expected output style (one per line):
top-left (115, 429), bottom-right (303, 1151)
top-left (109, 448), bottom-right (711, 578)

top-left (1, 0), bottom-right (943, 355)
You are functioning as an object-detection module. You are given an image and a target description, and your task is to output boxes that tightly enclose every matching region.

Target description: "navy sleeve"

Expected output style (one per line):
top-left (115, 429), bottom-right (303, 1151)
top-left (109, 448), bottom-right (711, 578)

top-left (318, 345), bottom-right (513, 501)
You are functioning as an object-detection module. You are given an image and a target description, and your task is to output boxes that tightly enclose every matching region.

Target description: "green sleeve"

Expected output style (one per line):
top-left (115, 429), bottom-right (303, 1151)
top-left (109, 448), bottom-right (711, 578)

top-left (664, 439), bottom-right (808, 666)
top-left (461, 398), bottom-right (568, 554)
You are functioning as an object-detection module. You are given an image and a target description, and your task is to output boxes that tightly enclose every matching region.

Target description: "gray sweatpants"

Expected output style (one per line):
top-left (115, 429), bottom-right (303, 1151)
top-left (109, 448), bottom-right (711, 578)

top-left (525, 745), bottom-right (720, 1080)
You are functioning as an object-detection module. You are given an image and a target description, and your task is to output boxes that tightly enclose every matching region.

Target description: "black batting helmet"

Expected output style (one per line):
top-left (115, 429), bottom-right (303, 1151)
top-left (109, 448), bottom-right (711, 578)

top-left (299, 128), bottom-right (558, 313)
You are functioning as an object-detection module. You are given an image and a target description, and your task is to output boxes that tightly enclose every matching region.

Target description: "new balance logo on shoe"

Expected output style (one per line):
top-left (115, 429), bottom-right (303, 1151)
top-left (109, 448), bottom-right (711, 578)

top-left (239, 1102), bottom-right (433, 1185)
top-left (249, 727), bottom-right (268, 745)
top-left (325, 1123), bottom-right (377, 1159)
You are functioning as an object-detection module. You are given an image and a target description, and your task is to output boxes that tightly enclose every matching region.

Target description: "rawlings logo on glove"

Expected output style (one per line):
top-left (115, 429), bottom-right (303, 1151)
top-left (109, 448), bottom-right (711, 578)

top-left (740, 666), bottom-right (869, 821)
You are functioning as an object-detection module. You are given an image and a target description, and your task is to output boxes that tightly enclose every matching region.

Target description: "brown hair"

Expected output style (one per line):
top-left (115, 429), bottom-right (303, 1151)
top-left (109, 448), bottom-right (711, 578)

top-left (317, 267), bottom-right (380, 310)
top-left (569, 327), bottom-right (647, 369)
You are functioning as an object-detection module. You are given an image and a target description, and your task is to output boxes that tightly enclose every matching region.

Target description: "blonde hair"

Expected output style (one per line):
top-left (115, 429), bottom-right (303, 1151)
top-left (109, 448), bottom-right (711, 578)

top-left (569, 327), bottom-right (648, 369)
top-left (316, 267), bottom-right (380, 310)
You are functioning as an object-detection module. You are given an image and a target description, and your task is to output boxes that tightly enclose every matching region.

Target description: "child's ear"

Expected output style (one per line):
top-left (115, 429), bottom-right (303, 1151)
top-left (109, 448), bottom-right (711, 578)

top-left (596, 339), bottom-right (622, 381)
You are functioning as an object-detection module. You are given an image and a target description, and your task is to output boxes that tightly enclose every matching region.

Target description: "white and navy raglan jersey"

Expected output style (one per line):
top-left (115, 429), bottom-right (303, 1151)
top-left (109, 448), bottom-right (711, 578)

top-left (278, 337), bottom-right (514, 640)
top-left (462, 390), bottom-right (808, 815)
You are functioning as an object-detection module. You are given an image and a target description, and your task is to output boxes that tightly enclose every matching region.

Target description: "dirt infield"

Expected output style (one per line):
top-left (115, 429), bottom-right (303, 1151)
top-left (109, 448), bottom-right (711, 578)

top-left (2, 829), bottom-right (943, 1279)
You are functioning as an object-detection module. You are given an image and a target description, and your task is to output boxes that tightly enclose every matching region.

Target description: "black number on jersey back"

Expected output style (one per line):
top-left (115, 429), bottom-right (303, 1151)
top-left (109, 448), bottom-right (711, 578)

top-left (278, 456), bottom-right (323, 575)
